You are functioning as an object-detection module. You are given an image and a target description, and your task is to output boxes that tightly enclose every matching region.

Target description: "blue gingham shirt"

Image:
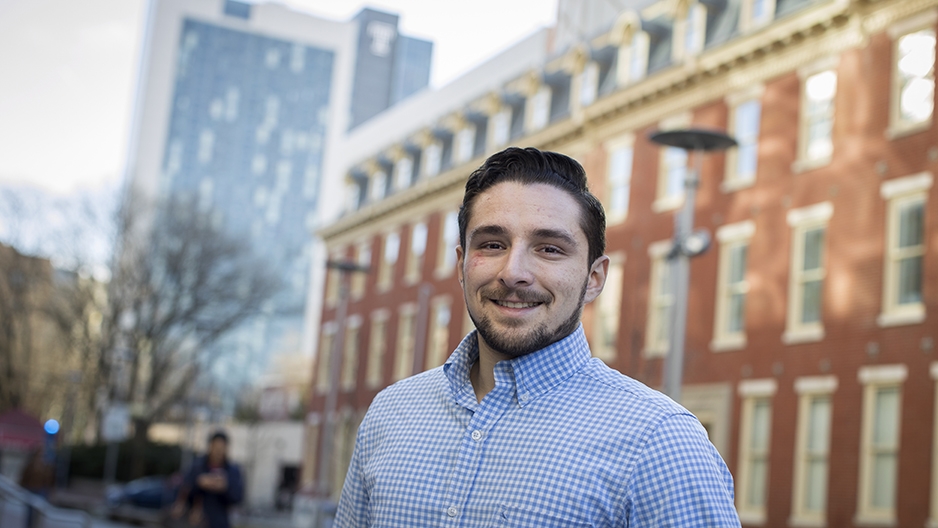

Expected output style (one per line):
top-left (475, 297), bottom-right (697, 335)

top-left (336, 326), bottom-right (740, 527)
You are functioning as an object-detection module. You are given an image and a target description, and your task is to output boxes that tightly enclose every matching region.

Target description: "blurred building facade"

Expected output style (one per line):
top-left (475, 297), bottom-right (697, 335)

top-left (123, 0), bottom-right (432, 394)
top-left (306, 0), bottom-right (938, 526)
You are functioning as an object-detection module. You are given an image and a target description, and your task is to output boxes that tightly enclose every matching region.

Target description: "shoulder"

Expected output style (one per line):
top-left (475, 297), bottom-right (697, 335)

top-left (361, 367), bottom-right (449, 425)
top-left (577, 358), bottom-right (688, 421)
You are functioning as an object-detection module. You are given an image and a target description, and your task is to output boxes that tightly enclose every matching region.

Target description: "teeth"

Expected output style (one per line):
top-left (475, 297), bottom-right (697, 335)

top-left (497, 300), bottom-right (538, 309)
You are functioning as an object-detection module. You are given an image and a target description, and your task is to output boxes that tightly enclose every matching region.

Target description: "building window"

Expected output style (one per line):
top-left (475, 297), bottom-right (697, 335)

top-left (426, 297), bottom-right (452, 369)
top-left (377, 231), bottom-right (399, 292)
top-left (593, 253), bottom-right (624, 362)
top-left (856, 365), bottom-right (906, 525)
top-left (350, 240), bottom-right (371, 300)
top-left (674, 2), bottom-right (707, 61)
top-left (606, 135), bottom-right (634, 224)
top-left (617, 31), bottom-right (650, 86)
top-left (791, 376), bottom-right (837, 525)
top-left (455, 124), bottom-right (476, 164)
top-left (796, 65), bottom-right (837, 170)
top-left (724, 92), bottom-right (763, 191)
top-left (405, 221), bottom-right (427, 284)
top-left (393, 305), bottom-right (417, 381)
top-left (488, 107), bottom-right (511, 150)
top-left (436, 210), bottom-right (459, 277)
top-left (736, 379), bottom-right (776, 525)
top-left (526, 86), bottom-right (552, 132)
top-left (579, 61), bottom-right (600, 108)
top-left (889, 16), bottom-right (936, 137)
top-left (740, 0), bottom-right (775, 32)
top-left (712, 221), bottom-right (754, 351)
top-left (879, 172), bottom-right (931, 326)
top-left (369, 170), bottom-right (387, 203)
top-left (423, 140), bottom-right (443, 178)
top-left (784, 202), bottom-right (832, 344)
top-left (654, 114), bottom-right (691, 212)
top-left (929, 362), bottom-right (938, 526)
top-left (393, 155), bottom-right (414, 192)
top-left (315, 323), bottom-right (336, 394)
top-left (366, 311), bottom-right (389, 388)
top-left (645, 241), bottom-right (672, 357)
top-left (340, 316), bottom-right (362, 391)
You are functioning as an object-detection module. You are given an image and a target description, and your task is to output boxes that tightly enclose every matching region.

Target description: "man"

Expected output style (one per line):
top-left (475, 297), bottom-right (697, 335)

top-left (336, 147), bottom-right (740, 526)
top-left (172, 430), bottom-right (244, 528)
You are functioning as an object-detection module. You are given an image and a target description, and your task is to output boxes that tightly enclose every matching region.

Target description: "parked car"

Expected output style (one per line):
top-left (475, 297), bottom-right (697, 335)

top-left (106, 475), bottom-right (179, 510)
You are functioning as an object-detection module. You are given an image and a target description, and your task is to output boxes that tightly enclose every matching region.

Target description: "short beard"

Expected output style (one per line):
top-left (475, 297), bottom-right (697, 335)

top-left (468, 279), bottom-right (588, 359)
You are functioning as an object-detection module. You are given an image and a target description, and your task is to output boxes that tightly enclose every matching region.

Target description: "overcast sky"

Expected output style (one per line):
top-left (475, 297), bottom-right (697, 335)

top-left (0, 0), bottom-right (557, 194)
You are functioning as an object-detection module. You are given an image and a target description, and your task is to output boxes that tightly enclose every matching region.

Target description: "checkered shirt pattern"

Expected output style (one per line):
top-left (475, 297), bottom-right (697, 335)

top-left (336, 325), bottom-right (740, 527)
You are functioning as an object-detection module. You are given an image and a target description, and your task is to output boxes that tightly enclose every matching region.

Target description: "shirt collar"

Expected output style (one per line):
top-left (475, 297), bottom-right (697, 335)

top-left (443, 325), bottom-right (591, 408)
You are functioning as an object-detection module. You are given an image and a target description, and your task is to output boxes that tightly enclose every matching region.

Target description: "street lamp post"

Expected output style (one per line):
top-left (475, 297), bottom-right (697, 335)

top-left (648, 128), bottom-right (737, 404)
top-left (315, 259), bottom-right (368, 526)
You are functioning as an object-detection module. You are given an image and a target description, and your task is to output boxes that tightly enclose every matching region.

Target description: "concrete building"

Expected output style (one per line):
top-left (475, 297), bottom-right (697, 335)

top-left (307, 0), bottom-right (938, 525)
top-left (123, 0), bottom-right (432, 394)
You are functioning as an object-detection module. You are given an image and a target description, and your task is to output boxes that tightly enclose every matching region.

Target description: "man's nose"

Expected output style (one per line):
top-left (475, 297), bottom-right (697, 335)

top-left (497, 245), bottom-right (534, 288)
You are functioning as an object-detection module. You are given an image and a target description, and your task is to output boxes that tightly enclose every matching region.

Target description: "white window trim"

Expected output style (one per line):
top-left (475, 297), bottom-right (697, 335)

top-left (878, 172), bottom-right (931, 327)
top-left (487, 106), bottom-right (512, 150)
top-left (789, 376), bottom-right (837, 526)
top-left (783, 202), bottom-right (833, 345)
top-left (645, 240), bottom-right (673, 357)
top-left (617, 30), bottom-right (650, 86)
top-left (525, 85), bottom-right (552, 133)
top-left (737, 378), bottom-right (775, 524)
top-left (405, 220), bottom-right (428, 285)
top-left (365, 309), bottom-right (390, 388)
top-left (350, 240), bottom-right (371, 301)
top-left (392, 303), bottom-right (419, 381)
top-left (711, 221), bottom-right (755, 351)
top-left (673, 2), bottom-right (707, 63)
top-left (578, 61), bottom-right (600, 108)
top-left (654, 114), bottom-right (692, 212)
top-left (435, 209), bottom-right (460, 279)
top-left (723, 85), bottom-right (765, 192)
top-left (855, 364), bottom-right (906, 525)
top-left (340, 316), bottom-right (363, 391)
top-left (316, 322), bottom-right (338, 394)
top-left (605, 133), bottom-right (636, 224)
top-left (739, 0), bottom-right (776, 33)
top-left (929, 362), bottom-right (938, 528)
top-left (377, 229), bottom-right (400, 292)
top-left (426, 296), bottom-right (453, 370)
top-left (422, 140), bottom-right (443, 178)
top-left (886, 11), bottom-right (937, 139)
top-left (793, 57), bottom-right (840, 173)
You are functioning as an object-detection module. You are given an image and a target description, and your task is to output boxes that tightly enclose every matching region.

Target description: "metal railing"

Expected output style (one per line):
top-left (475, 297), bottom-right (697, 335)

top-left (0, 474), bottom-right (91, 528)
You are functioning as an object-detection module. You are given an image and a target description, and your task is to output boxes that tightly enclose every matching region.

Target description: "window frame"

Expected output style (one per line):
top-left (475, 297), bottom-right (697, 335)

top-left (878, 172), bottom-right (931, 327)
top-left (377, 230), bottom-right (400, 292)
top-left (887, 13), bottom-right (937, 138)
top-left (654, 114), bottom-right (692, 212)
top-left (645, 240), bottom-right (673, 357)
top-left (593, 252), bottom-right (625, 362)
top-left (712, 221), bottom-right (754, 351)
top-left (605, 133), bottom-right (635, 224)
top-left (315, 321), bottom-right (337, 395)
top-left (794, 59), bottom-right (839, 172)
top-left (739, 0), bottom-right (776, 33)
top-left (723, 86), bottom-right (764, 192)
top-left (365, 310), bottom-right (389, 388)
top-left (425, 296), bottom-right (453, 369)
top-left (340, 315), bottom-right (362, 391)
top-left (790, 376), bottom-right (837, 525)
top-left (856, 365), bottom-right (907, 525)
top-left (405, 220), bottom-right (428, 285)
top-left (392, 304), bottom-right (418, 381)
top-left (736, 379), bottom-right (777, 525)
top-left (784, 202), bottom-right (833, 344)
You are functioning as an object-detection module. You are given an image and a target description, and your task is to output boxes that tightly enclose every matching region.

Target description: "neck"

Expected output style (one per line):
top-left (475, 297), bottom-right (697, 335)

top-left (469, 336), bottom-right (510, 402)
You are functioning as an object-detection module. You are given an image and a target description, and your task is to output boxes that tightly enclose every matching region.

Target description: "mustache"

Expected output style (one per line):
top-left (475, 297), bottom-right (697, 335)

top-left (480, 286), bottom-right (551, 304)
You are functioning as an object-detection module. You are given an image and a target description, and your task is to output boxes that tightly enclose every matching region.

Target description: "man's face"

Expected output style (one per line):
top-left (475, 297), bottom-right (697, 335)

top-left (457, 181), bottom-right (608, 359)
top-left (208, 438), bottom-right (227, 461)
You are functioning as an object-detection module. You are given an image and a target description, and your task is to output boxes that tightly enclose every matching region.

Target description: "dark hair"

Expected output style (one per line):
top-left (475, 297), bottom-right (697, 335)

top-left (458, 147), bottom-right (606, 266)
top-left (209, 430), bottom-right (229, 444)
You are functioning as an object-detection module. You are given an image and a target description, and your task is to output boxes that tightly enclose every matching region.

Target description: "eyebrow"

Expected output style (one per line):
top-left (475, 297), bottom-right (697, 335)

top-left (468, 224), bottom-right (579, 248)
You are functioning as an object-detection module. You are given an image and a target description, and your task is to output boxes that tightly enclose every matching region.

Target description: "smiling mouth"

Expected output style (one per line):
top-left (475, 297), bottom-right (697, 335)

top-left (492, 300), bottom-right (542, 309)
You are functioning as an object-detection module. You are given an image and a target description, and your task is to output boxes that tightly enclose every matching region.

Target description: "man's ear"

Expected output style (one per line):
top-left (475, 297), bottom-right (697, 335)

top-left (456, 245), bottom-right (464, 286)
top-left (583, 255), bottom-right (610, 304)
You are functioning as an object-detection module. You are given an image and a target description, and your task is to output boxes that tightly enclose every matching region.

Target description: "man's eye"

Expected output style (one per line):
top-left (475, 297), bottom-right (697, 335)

top-left (480, 242), bottom-right (504, 250)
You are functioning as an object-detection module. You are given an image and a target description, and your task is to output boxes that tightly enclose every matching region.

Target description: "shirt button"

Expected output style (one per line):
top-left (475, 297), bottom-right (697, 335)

top-left (520, 393), bottom-right (530, 402)
top-left (471, 430), bottom-right (483, 441)
top-left (447, 506), bottom-right (458, 517)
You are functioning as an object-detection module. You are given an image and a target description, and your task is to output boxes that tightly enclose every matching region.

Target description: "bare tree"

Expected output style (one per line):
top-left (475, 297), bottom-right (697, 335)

top-left (104, 193), bottom-right (281, 475)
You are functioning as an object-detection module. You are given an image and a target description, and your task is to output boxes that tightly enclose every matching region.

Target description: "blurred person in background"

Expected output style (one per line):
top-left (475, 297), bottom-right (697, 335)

top-left (171, 430), bottom-right (243, 528)
top-left (20, 448), bottom-right (55, 528)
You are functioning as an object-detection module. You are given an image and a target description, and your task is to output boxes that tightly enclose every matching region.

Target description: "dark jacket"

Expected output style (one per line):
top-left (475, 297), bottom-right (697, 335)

top-left (183, 456), bottom-right (244, 528)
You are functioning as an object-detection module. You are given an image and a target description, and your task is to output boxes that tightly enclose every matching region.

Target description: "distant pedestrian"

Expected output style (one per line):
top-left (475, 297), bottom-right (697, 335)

top-left (335, 147), bottom-right (740, 526)
top-left (171, 431), bottom-right (243, 528)
top-left (20, 448), bottom-right (54, 528)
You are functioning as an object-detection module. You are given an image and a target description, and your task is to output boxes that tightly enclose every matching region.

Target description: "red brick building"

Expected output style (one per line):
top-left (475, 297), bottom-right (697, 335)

top-left (305, 0), bottom-right (938, 525)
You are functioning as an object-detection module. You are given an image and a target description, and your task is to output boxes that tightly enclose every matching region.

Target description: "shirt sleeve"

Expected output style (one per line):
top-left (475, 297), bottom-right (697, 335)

top-left (225, 464), bottom-right (245, 505)
top-left (627, 412), bottom-right (741, 527)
